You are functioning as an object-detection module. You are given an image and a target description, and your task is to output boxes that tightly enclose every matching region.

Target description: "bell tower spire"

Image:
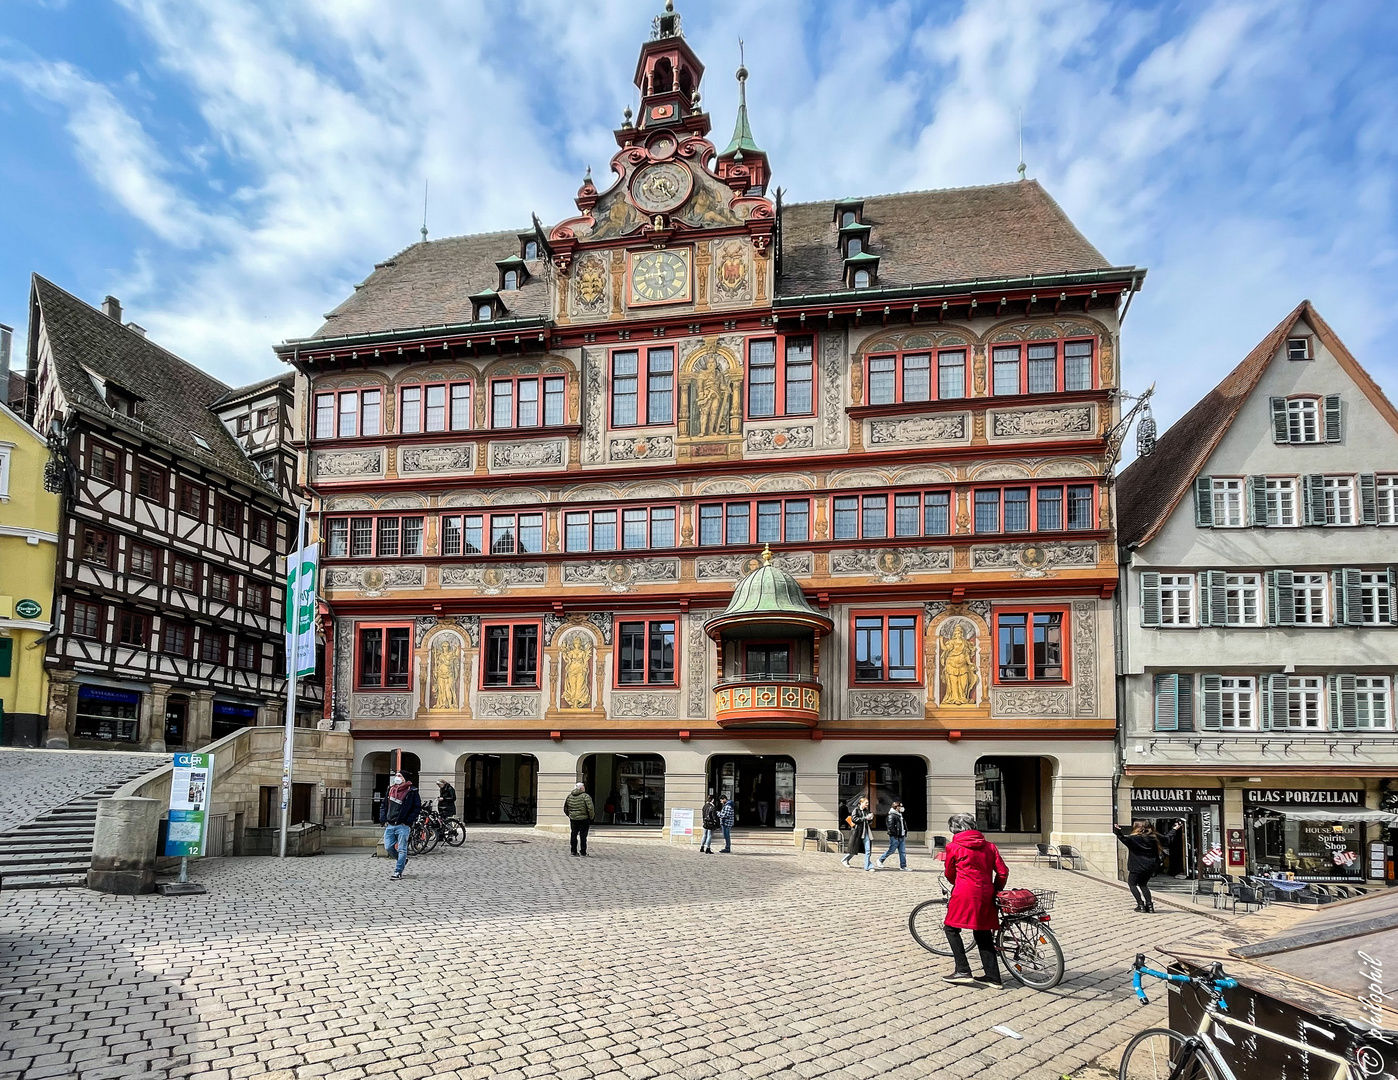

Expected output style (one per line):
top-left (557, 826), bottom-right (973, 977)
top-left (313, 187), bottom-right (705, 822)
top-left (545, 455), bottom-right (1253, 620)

top-left (620, 1), bottom-right (710, 144)
top-left (715, 40), bottom-right (770, 196)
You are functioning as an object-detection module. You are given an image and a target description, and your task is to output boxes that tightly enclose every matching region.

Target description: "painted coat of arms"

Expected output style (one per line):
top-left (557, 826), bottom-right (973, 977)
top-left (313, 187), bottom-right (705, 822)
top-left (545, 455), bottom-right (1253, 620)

top-left (714, 240), bottom-right (749, 299)
top-left (574, 255), bottom-right (608, 311)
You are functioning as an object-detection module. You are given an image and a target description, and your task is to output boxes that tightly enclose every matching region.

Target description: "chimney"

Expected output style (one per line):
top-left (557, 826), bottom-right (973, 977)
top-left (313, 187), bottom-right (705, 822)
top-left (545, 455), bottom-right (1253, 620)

top-left (126, 323), bottom-right (146, 338)
top-left (102, 296), bottom-right (122, 322)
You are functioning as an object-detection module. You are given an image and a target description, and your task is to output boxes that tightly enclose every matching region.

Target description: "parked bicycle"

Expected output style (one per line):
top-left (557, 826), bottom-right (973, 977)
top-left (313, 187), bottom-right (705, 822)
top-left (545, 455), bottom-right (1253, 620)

top-left (409, 801), bottom-right (466, 854)
top-left (1121, 954), bottom-right (1392, 1079)
top-left (486, 798), bottom-right (536, 825)
top-left (908, 877), bottom-right (1065, 989)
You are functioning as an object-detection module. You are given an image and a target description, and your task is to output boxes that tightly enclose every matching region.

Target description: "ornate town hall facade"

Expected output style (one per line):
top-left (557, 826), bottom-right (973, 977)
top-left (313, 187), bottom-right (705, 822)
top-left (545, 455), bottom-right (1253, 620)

top-left (280, 7), bottom-right (1143, 863)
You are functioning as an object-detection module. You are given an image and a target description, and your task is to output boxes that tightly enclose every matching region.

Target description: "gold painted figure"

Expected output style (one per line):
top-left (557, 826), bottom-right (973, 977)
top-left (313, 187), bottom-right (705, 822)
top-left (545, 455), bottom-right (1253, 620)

top-left (940, 624), bottom-right (978, 706)
top-left (430, 637), bottom-right (461, 711)
top-left (693, 354), bottom-right (729, 436)
top-left (560, 633), bottom-right (593, 710)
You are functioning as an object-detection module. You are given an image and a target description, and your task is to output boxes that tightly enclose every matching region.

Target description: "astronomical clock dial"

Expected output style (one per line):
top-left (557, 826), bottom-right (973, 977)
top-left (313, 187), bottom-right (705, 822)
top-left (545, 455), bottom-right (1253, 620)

top-left (629, 249), bottom-right (691, 306)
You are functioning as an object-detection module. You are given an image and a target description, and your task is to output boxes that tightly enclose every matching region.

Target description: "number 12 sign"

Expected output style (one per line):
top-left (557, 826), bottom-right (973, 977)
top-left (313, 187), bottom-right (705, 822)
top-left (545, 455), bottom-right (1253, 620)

top-left (164, 752), bottom-right (215, 857)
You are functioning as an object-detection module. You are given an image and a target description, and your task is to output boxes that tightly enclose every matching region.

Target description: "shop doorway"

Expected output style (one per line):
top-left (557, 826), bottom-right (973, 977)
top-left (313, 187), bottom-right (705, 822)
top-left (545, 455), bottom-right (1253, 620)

top-left (583, 754), bottom-right (665, 825)
top-left (974, 757), bottom-right (1045, 835)
top-left (460, 754), bottom-right (538, 824)
top-left (837, 757), bottom-right (927, 832)
top-left (369, 751), bottom-right (421, 823)
top-left (1128, 789), bottom-right (1225, 880)
top-left (164, 695), bottom-right (188, 747)
top-left (708, 755), bottom-right (795, 829)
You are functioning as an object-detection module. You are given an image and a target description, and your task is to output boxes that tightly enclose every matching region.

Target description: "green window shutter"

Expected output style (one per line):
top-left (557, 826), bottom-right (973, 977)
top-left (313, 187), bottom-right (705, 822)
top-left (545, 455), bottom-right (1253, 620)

top-left (1304, 475), bottom-right (1327, 525)
top-left (1177, 674), bottom-right (1194, 732)
top-left (1153, 674), bottom-right (1179, 731)
top-left (1360, 474), bottom-right (1378, 525)
top-left (1141, 572), bottom-right (1162, 627)
top-left (1200, 674), bottom-right (1223, 730)
top-left (1270, 397), bottom-right (1290, 443)
top-left (1266, 570), bottom-right (1295, 626)
top-left (1249, 476), bottom-right (1270, 527)
top-left (1206, 570), bottom-right (1229, 627)
top-left (0, 637), bottom-right (11, 679)
top-left (1338, 568), bottom-right (1363, 625)
top-left (1194, 476), bottom-right (1214, 527)
top-left (1270, 674), bottom-right (1291, 730)
top-left (1324, 394), bottom-right (1343, 443)
top-left (1389, 567), bottom-right (1398, 625)
top-left (1331, 674), bottom-right (1358, 731)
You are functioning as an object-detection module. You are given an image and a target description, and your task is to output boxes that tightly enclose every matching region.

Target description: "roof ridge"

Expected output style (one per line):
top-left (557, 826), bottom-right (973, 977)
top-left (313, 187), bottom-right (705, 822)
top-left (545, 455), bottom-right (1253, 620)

top-left (780, 179), bottom-right (1041, 209)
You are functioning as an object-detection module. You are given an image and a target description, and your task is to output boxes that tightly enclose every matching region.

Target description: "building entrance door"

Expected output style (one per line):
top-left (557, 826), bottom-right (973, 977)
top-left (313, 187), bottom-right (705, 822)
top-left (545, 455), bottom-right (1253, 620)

top-left (164, 696), bottom-right (188, 747)
top-left (709, 755), bottom-right (795, 829)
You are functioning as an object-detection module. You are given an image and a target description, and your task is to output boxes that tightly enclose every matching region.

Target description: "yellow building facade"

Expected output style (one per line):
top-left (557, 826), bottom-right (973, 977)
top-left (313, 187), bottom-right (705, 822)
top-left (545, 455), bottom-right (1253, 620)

top-left (0, 400), bottom-right (59, 746)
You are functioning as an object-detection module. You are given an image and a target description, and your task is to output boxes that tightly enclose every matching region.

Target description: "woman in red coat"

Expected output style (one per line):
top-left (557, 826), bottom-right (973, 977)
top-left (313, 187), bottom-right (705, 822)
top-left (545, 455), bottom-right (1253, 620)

top-left (941, 813), bottom-right (1009, 988)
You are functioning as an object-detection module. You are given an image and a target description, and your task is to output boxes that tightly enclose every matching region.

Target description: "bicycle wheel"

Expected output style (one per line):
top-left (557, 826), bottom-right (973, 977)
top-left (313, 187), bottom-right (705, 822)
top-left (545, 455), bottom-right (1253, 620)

top-left (444, 820), bottom-right (466, 847)
top-left (486, 804), bottom-right (502, 824)
top-left (908, 899), bottom-right (955, 957)
top-left (1118, 1028), bottom-right (1221, 1080)
top-left (997, 919), bottom-right (1065, 989)
top-left (408, 827), bottom-right (429, 855)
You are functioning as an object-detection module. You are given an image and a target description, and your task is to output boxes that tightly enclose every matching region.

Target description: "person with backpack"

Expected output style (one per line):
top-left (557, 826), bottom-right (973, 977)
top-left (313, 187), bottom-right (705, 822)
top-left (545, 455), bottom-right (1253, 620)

top-left (1113, 818), bottom-right (1183, 913)
top-left (565, 782), bottom-right (595, 856)
top-left (877, 801), bottom-right (911, 871)
top-left (942, 813), bottom-right (1009, 988)
top-left (717, 794), bottom-right (735, 853)
top-left (380, 772), bottom-right (421, 880)
top-left (700, 795), bottom-right (721, 854)
top-left (841, 796), bottom-right (875, 871)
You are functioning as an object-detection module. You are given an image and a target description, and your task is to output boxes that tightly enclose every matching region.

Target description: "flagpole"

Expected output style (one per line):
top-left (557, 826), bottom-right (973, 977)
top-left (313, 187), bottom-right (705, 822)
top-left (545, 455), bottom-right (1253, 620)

top-left (279, 502), bottom-right (307, 859)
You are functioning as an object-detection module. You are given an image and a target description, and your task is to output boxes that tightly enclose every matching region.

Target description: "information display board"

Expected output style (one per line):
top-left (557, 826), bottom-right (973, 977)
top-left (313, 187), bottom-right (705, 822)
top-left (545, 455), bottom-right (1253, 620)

top-left (164, 752), bottom-right (214, 857)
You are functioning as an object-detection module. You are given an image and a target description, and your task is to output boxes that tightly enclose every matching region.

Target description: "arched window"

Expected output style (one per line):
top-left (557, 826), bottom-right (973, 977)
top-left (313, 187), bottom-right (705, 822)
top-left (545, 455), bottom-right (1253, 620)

top-left (842, 211), bottom-right (857, 227)
top-left (652, 58), bottom-right (674, 93)
top-left (503, 271), bottom-right (518, 290)
top-left (477, 304), bottom-right (493, 321)
top-left (854, 270), bottom-right (871, 289)
top-left (847, 238), bottom-right (862, 257)
top-left (524, 241), bottom-right (538, 260)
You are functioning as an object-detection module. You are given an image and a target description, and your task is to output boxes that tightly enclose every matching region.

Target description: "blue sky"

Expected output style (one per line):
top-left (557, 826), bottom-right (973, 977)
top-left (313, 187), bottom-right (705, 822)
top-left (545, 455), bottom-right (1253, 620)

top-left (2, 0), bottom-right (1396, 444)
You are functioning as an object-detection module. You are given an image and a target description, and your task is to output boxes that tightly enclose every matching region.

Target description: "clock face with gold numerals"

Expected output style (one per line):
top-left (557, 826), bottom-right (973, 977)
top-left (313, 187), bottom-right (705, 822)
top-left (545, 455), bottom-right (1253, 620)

top-left (629, 249), bottom-right (691, 305)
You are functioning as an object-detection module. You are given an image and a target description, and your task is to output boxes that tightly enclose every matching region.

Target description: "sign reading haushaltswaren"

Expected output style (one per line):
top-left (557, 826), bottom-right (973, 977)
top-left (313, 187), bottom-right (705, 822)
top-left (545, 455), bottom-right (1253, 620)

top-left (164, 752), bottom-right (214, 857)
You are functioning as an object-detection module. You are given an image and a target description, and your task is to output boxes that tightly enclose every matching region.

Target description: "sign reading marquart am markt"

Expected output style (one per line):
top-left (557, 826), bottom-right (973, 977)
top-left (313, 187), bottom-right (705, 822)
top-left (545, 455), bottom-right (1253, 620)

top-left (14, 599), bottom-right (41, 619)
top-left (164, 752), bottom-right (214, 857)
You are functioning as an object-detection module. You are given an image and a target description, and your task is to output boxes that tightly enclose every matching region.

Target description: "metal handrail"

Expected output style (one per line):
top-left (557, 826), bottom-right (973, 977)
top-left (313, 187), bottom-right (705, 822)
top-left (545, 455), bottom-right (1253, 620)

top-left (713, 672), bottom-right (820, 687)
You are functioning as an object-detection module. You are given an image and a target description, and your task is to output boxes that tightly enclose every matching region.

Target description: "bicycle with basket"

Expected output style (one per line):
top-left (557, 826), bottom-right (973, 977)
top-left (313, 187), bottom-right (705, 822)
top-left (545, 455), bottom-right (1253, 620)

top-left (909, 880), bottom-right (1065, 989)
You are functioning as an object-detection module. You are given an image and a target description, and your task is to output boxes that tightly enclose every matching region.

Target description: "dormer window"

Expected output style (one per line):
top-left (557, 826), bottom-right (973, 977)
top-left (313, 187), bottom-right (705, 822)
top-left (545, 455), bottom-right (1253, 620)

top-left (471, 288), bottom-right (503, 322)
top-left (103, 382), bottom-right (140, 417)
top-left (1287, 337), bottom-right (1311, 360)
top-left (845, 250), bottom-right (879, 290)
top-left (847, 238), bottom-right (862, 257)
top-left (503, 271), bottom-right (519, 291)
top-left (853, 270), bottom-right (871, 289)
top-left (496, 256), bottom-right (527, 293)
top-left (191, 432), bottom-right (212, 451)
top-left (477, 304), bottom-right (494, 322)
top-left (842, 211), bottom-right (857, 227)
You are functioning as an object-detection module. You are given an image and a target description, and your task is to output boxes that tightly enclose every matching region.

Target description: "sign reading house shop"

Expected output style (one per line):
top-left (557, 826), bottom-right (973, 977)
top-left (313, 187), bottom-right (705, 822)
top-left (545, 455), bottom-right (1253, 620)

top-left (1131, 788), bottom-right (1223, 813)
top-left (1244, 789), bottom-right (1364, 807)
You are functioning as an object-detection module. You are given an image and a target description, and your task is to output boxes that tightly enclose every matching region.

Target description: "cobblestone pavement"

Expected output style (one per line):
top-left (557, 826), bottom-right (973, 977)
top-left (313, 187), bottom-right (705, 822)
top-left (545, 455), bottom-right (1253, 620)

top-left (0, 832), bottom-right (1217, 1080)
top-left (0, 749), bottom-right (164, 833)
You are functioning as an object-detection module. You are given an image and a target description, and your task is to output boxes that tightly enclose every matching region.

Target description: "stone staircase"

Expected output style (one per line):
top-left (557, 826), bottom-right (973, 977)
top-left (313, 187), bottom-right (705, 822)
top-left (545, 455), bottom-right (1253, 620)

top-left (0, 772), bottom-right (152, 890)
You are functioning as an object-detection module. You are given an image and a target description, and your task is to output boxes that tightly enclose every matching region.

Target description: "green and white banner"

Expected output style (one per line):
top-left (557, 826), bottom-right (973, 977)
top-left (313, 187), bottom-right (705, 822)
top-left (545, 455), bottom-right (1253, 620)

top-left (284, 542), bottom-right (319, 678)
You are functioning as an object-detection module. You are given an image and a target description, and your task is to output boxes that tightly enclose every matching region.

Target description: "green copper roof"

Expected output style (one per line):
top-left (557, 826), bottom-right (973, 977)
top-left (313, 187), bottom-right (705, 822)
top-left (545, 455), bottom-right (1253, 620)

top-left (720, 69), bottom-right (764, 158)
top-left (708, 547), bottom-right (833, 639)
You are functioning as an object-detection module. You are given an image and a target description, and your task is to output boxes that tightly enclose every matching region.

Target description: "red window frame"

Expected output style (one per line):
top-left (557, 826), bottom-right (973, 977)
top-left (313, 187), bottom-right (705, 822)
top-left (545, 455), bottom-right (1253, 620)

top-left (609, 346), bottom-right (675, 428)
top-left (734, 638), bottom-right (798, 676)
top-left (314, 388), bottom-right (383, 440)
top-left (399, 381), bottom-right (471, 434)
top-left (746, 334), bottom-right (817, 419)
top-left (88, 439), bottom-right (122, 485)
top-left (480, 621), bottom-right (542, 689)
top-left (170, 556), bottom-right (201, 593)
top-left (128, 541), bottom-right (160, 580)
top-left (849, 610), bottom-right (923, 686)
top-left (562, 505), bottom-right (680, 553)
top-left (325, 515), bottom-right (427, 558)
top-left (177, 479), bottom-right (207, 519)
top-left (970, 482), bottom-right (1098, 535)
top-left (829, 489), bottom-right (955, 540)
top-left (488, 375), bottom-right (567, 430)
top-left (696, 498), bottom-right (813, 547)
top-left (161, 621), bottom-right (192, 657)
top-left (356, 623), bottom-right (413, 690)
top-left (863, 346), bottom-right (968, 406)
top-left (69, 598), bottom-right (104, 639)
top-left (199, 629), bottom-right (226, 664)
top-left (613, 616), bottom-right (679, 688)
top-left (216, 495), bottom-right (242, 533)
top-left (989, 336), bottom-right (1097, 397)
top-left (117, 610), bottom-right (149, 648)
top-left (81, 525), bottom-right (115, 568)
top-left (992, 605), bottom-right (1071, 685)
top-left (136, 460), bottom-right (166, 503)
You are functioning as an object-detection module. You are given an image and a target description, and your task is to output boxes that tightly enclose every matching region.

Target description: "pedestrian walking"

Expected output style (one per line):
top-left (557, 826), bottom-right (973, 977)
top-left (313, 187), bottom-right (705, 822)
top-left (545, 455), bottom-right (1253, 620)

top-left (717, 794), bottom-right (735, 852)
top-left (700, 794), bottom-right (720, 853)
top-left (841, 796), bottom-right (875, 870)
top-left (436, 779), bottom-right (457, 819)
top-left (565, 782), bottom-right (595, 856)
top-left (941, 813), bottom-right (1009, 989)
top-left (1113, 819), bottom-right (1182, 913)
top-left (877, 801), bottom-right (911, 871)
top-left (380, 772), bottom-right (421, 880)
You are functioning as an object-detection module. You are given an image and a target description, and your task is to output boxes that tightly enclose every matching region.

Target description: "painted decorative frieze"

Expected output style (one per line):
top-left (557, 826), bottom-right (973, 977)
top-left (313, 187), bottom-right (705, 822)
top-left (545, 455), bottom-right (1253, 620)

top-left (1072, 600), bottom-right (1098, 717)
top-left (609, 435), bottom-right (675, 461)
top-left (867, 414), bottom-right (969, 446)
top-left (609, 692), bottom-right (680, 719)
top-left (990, 688), bottom-right (1072, 718)
top-left (561, 559), bottom-right (680, 591)
top-left (830, 547), bottom-right (952, 581)
top-left (351, 693), bottom-right (414, 720)
top-left (969, 543), bottom-right (1098, 575)
top-left (821, 330), bottom-right (846, 446)
top-left (583, 349), bottom-right (605, 464)
top-left (475, 693), bottom-right (540, 720)
top-left (323, 566), bottom-right (424, 595)
top-left (686, 611), bottom-right (708, 719)
top-left (989, 405), bottom-right (1093, 440)
top-left (313, 448), bottom-right (384, 480)
top-left (399, 444), bottom-right (474, 475)
top-left (744, 426), bottom-right (814, 452)
top-left (696, 551), bottom-right (813, 581)
top-left (848, 690), bottom-right (923, 717)
top-left (439, 563), bottom-right (547, 594)
top-left (490, 439), bottom-right (566, 470)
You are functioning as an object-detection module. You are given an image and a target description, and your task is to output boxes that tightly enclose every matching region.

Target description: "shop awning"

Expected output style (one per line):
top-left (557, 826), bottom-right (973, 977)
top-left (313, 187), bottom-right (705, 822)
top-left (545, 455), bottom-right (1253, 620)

top-left (1250, 807), bottom-right (1398, 825)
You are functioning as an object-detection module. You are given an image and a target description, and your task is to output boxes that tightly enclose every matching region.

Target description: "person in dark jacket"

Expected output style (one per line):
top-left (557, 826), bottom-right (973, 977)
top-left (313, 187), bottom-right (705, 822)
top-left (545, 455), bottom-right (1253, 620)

top-left (877, 801), bottom-right (911, 871)
top-left (380, 773), bottom-right (422, 880)
top-left (942, 813), bottom-right (1009, 988)
top-left (435, 780), bottom-right (457, 819)
top-left (700, 795), bottom-right (720, 854)
top-left (565, 783), bottom-right (595, 856)
top-left (841, 796), bottom-right (876, 871)
top-left (1113, 819), bottom-right (1183, 913)
top-left (717, 795), bottom-right (736, 852)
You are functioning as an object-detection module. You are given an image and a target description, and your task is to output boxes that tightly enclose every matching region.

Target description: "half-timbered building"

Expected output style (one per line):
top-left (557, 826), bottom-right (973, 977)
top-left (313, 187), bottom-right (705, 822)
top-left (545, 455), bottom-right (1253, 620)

top-left (24, 277), bottom-right (321, 752)
top-left (281, 5), bottom-right (1142, 865)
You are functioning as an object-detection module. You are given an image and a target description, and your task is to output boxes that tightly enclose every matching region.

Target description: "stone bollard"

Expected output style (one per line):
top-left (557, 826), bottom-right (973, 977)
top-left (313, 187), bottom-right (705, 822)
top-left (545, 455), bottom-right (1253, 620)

top-left (88, 797), bottom-right (162, 894)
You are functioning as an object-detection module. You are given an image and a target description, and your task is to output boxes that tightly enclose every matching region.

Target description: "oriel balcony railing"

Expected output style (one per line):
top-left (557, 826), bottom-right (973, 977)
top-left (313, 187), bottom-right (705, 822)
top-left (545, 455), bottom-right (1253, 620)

top-left (713, 672), bottom-right (821, 729)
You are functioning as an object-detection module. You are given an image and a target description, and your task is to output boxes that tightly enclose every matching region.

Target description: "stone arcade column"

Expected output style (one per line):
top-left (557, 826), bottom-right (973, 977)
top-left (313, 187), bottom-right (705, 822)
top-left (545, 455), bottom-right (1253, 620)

top-left (188, 689), bottom-right (215, 749)
top-left (139, 682), bottom-right (171, 753)
top-left (44, 670), bottom-right (75, 749)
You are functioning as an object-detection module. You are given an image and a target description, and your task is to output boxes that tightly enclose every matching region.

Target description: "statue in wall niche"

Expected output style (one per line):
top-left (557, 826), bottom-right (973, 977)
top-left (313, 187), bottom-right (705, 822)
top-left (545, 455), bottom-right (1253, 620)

top-left (940, 624), bottom-right (979, 707)
top-left (690, 352), bottom-right (739, 437)
top-left (560, 632), bottom-right (593, 710)
top-left (429, 637), bottom-right (461, 711)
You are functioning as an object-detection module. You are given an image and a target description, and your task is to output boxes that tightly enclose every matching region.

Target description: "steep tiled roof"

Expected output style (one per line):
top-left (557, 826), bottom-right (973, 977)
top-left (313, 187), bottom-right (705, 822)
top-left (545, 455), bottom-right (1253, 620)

top-left (1116, 301), bottom-right (1306, 548)
top-left (777, 181), bottom-right (1114, 297)
top-left (212, 370), bottom-right (294, 408)
top-left (31, 276), bottom-right (269, 491)
top-left (312, 231), bottom-right (548, 341)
